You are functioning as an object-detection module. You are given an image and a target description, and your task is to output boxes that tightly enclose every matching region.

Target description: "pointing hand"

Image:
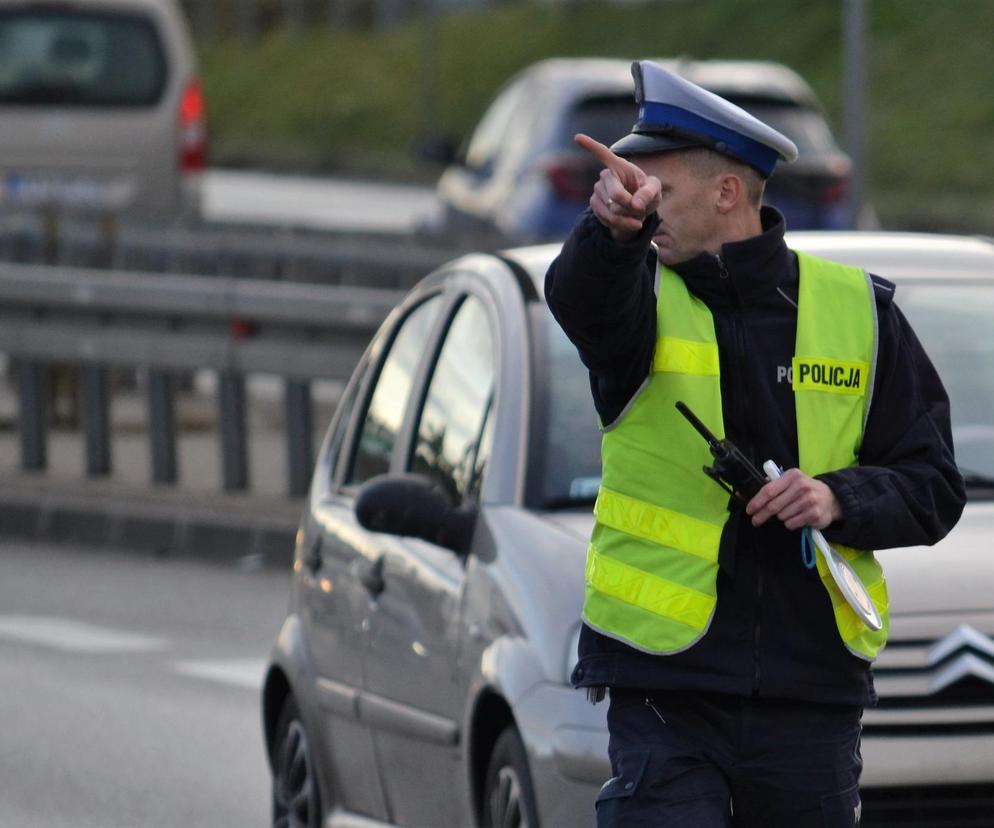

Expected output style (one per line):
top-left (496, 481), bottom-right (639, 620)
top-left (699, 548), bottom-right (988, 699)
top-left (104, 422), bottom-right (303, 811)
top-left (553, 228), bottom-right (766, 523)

top-left (574, 133), bottom-right (661, 242)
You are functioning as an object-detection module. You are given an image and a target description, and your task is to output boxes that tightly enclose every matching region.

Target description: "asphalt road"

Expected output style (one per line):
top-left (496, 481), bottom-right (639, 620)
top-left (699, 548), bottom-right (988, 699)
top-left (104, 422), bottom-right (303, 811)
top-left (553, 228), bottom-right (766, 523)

top-left (0, 540), bottom-right (292, 827)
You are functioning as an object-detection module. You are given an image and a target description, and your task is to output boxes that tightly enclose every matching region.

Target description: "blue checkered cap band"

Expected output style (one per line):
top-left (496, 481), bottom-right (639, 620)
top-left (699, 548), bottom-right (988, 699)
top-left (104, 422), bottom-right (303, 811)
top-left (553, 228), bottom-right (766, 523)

top-left (613, 61), bottom-right (799, 177)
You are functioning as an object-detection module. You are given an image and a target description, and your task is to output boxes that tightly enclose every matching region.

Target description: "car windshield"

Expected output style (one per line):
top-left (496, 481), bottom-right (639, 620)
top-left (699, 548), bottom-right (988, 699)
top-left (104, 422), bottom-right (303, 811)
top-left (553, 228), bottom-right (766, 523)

top-left (0, 10), bottom-right (166, 107)
top-left (534, 312), bottom-right (603, 509)
top-left (534, 280), bottom-right (994, 509)
top-left (899, 283), bottom-right (994, 491)
top-left (725, 99), bottom-right (842, 159)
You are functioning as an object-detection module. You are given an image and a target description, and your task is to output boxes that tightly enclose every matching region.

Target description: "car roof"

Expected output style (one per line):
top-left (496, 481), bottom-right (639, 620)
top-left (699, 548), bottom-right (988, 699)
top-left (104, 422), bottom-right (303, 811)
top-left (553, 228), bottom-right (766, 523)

top-left (786, 231), bottom-right (994, 282)
top-left (519, 57), bottom-right (820, 107)
top-left (502, 232), bottom-right (994, 298)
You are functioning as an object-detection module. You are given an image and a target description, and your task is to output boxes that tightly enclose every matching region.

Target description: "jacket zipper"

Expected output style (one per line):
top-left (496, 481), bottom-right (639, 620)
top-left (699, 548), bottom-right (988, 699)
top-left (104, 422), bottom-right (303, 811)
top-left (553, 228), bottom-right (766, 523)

top-left (716, 254), bottom-right (729, 279)
top-left (753, 570), bottom-right (763, 693)
top-left (715, 251), bottom-right (764, 692)
top-left (721, 260), bottom-right (764, 694)
top-left (735, 293), bottom-right (764, 695)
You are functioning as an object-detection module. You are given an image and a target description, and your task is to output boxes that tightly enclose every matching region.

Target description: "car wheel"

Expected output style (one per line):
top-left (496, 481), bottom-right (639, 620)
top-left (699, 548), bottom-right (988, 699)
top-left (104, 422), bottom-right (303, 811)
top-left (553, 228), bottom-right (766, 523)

top-left (271, 696), bottom-right (322, 828)
top-left (483, 726), bottom-right (539, 828)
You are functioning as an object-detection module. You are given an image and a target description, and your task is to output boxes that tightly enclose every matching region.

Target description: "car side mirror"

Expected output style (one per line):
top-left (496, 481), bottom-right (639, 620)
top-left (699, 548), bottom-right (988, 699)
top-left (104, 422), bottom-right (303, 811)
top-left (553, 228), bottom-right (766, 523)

top-left (355, 473), bottom-right (476, 555)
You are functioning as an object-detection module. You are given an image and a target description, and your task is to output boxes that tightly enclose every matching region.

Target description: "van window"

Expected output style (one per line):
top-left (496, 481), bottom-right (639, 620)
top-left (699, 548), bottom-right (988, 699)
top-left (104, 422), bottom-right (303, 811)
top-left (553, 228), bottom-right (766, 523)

top-left (0, 10), bottom-right (167, 107)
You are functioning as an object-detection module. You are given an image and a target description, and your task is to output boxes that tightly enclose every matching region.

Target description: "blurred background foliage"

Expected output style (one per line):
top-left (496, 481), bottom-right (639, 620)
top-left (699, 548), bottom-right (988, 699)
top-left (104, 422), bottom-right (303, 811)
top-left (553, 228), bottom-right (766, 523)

top-left (188, 0), bottom-right (994, 232)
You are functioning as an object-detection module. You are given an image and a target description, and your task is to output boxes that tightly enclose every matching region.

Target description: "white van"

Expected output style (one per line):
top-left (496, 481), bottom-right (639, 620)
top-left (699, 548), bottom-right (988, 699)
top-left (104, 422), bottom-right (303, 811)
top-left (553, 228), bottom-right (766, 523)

top-left (0, 0), bottom-right (205, 221)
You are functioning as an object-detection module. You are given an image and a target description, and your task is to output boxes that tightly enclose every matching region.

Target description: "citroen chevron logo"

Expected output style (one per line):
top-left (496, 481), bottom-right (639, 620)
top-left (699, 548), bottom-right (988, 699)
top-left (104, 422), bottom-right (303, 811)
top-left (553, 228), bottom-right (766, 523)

top-left (927, 624), bottom-right (994, 695)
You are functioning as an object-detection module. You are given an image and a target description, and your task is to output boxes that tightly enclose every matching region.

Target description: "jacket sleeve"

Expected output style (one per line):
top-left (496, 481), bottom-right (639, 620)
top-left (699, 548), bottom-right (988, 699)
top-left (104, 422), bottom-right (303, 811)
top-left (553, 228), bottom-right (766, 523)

top-left (819, 300), bottom-right (966, 550)
top-left (543, 209), bottom-right (659, 424)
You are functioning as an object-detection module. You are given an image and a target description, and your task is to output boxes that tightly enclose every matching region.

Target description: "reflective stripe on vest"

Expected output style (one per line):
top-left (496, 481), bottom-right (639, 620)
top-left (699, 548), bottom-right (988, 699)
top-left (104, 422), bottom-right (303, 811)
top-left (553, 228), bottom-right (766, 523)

top-left (583, 251), bottom-right (890, 661)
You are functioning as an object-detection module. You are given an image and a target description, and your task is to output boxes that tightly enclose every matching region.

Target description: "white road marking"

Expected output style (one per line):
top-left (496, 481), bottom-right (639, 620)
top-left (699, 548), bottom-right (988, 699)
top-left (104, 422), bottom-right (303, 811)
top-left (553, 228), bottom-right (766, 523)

top-left (0, 615), bottom-right (168, 654)
top-left (172, 658), bottom-right (267, 690)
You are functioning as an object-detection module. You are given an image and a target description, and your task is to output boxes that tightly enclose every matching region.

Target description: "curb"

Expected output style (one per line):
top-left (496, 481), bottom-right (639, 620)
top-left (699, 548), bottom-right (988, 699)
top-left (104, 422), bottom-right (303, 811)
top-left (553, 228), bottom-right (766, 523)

top-left (0, 474), bottom-right (301, 568)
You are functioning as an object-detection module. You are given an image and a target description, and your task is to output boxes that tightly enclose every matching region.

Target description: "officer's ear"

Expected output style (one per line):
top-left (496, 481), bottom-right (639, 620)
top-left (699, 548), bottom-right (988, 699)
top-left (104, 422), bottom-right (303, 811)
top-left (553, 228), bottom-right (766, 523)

top-left (715, 173), bottom-right (746, 215)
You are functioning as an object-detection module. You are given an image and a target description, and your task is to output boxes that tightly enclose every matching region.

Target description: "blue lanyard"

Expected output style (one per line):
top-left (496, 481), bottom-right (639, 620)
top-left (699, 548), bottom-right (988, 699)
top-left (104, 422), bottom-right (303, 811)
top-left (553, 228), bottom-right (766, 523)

top-left (801, 527), bottom-right (817, 570)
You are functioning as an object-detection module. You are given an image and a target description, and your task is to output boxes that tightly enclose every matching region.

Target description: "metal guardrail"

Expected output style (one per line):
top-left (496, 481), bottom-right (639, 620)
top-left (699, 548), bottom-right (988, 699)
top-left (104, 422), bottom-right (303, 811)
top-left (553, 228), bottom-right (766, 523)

top-left (0, 212), bottom-right (462, 289)
top-left (0, 261), bottom-right (405, 497)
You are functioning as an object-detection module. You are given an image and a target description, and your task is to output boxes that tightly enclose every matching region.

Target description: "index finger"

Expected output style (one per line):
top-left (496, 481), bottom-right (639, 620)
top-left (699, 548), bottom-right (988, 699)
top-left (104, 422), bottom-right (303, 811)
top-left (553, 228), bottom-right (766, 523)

top-left (574, 133), bottom-right (627, 176)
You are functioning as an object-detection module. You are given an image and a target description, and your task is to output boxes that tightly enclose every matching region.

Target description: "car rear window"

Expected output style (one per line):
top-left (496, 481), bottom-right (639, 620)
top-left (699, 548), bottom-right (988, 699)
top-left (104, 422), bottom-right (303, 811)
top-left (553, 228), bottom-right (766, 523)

top-left (566, 93), bottom-right (841, 162)
top-left (566, 95), bottom-right (638, 148)
top-left (724, 97), bottom-right (842, 159)
top-left (0, 10), bottom-right (167, 107)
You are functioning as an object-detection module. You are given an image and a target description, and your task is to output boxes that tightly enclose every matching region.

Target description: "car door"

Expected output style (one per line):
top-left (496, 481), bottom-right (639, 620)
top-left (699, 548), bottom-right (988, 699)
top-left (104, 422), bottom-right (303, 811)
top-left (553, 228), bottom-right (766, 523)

top-left (360, 290), bottom-right (497, 828)
top-left (303, 291), bottom-right (446, 820)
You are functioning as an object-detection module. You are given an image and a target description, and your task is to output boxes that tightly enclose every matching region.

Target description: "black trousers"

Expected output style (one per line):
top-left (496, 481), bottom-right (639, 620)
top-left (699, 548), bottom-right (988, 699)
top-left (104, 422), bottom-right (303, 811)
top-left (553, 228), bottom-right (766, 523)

top-left (596, 688), bottom-right (863, 828)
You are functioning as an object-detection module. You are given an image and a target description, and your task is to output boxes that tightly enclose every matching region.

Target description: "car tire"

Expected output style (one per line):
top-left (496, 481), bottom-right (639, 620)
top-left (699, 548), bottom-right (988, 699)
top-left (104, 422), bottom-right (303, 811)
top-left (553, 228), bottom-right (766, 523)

top-left (483, 726), bottom-right (539, 828)
top-left (271, 695), bottom-right (322, 828)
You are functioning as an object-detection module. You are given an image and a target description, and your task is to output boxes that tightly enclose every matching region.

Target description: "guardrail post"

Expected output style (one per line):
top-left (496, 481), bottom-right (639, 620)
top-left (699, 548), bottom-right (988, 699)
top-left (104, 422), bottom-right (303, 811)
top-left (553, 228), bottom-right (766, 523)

top-left (219, 371), bottom-right (249, 491)
top-left (17, 361), bottom-right (48, 471)
top-left (80, 365), bottom-right (112, 476)
top-left (285, 380), bottom-right (313, 497)
top-left (147, 370), bottom-right (178, 485)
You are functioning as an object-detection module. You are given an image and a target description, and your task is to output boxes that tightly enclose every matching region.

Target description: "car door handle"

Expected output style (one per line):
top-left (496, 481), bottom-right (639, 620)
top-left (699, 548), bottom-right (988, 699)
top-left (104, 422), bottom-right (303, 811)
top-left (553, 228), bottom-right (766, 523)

top-left (360, 554), bottom-right (386, 598)
top-left (304, 537), bottom-right (323, 574)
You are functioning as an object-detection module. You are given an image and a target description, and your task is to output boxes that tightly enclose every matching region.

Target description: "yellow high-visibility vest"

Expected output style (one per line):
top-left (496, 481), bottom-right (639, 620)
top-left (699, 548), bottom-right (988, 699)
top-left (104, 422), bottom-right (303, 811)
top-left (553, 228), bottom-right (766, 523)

top-left (583, 251), bottom-right (890, 661)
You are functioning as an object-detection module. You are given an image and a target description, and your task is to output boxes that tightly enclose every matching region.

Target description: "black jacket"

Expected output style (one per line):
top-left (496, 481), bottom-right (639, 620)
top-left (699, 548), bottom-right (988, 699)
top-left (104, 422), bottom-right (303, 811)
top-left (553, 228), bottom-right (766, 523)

top-left (545, 207), bottom-right (966, 706)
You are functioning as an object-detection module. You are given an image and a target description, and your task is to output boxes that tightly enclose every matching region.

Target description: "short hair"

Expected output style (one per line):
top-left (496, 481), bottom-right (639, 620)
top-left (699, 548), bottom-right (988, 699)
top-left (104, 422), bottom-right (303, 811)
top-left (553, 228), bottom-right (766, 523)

top-left (679, 147), bottom-right (766, 207)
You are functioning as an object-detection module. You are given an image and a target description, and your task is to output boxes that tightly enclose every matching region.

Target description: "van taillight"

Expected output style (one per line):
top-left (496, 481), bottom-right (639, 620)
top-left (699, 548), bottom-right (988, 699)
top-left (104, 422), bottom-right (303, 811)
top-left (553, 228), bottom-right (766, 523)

top-left (179, 80), bottom-right (207, 173)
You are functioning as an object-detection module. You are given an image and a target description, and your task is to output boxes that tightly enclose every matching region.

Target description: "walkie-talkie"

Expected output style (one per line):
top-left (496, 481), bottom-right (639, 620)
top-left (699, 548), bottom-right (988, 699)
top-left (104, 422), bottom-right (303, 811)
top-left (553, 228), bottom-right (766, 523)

top-left (676, 400), bottom-right (883, 631)
top-left (675, 401), bottom-right (768, 505)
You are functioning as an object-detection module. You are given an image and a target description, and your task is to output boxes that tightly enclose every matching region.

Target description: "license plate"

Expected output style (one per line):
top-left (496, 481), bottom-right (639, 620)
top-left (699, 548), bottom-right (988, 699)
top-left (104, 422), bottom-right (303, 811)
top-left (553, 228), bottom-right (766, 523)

top-left (1, 172), bottom-right (119, 210)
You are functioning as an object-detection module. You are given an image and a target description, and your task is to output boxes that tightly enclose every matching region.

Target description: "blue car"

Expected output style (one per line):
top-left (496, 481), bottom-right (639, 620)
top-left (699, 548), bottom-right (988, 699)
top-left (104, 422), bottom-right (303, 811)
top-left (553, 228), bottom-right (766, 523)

top-left (433, 58), bottom-right (854, 245)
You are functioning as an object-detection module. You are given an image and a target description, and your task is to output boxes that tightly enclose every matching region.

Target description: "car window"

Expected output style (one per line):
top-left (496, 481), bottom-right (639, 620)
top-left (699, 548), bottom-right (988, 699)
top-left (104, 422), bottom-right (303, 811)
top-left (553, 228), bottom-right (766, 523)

top-left (463, 78), bottom-right (530, 173)
top-left (325, 357), bottom-right (367, 487)
top-left (410, 296), bottom-right (495, 505)
top-left (565, 94), bottom-right (638, 148)
top-left (349, 296), bottom-right (444, 485)
top-left (0, 10), bottom-right (167, 107)
top-left (725, 98), bottom-right (841, 159)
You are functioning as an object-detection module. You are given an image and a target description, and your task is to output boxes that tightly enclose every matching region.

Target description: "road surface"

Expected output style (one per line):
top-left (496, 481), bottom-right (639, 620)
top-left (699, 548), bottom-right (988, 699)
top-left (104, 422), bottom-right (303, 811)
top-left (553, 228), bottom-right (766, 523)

top-left (0, 540), bottom-right (291, 827)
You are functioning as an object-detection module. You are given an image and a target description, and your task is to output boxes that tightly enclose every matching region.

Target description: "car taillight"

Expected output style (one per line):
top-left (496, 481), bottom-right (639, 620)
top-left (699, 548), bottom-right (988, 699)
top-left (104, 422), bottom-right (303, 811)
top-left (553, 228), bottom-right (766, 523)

top-left (545, 156), bottom-right (599, 202)
top-left (822, 177), bottom-right (849, 204)
top-left (179, 79), bottom-right (207, 173)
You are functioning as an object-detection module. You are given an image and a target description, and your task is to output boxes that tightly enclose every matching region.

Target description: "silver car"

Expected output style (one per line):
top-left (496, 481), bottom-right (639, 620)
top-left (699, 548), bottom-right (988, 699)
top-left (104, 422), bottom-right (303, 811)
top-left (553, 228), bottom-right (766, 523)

top-left (263, 232), bottom-right (994, 828)
top-left (0, 0), bottom-right (204, 220)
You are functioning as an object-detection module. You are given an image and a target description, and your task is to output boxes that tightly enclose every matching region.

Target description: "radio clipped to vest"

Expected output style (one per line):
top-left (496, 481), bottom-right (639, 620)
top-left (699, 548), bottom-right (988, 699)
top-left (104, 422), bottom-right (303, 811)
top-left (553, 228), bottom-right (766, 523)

top-left (676, 400), bottom-right (883, 633)
top-left (675, 401), bottom-right (767, 504)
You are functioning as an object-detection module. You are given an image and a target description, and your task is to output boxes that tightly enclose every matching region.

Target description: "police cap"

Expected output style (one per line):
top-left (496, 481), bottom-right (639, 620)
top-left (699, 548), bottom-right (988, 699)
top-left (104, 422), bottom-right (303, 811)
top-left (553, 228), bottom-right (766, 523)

top-left (611, 60), bottom-right (799, 178)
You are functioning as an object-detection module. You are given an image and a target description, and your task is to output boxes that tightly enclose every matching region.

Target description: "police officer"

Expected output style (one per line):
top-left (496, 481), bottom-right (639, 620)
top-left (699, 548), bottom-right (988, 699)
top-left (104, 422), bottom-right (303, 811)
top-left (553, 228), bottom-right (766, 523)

top-left (545, 61), bottom-right (965, 827)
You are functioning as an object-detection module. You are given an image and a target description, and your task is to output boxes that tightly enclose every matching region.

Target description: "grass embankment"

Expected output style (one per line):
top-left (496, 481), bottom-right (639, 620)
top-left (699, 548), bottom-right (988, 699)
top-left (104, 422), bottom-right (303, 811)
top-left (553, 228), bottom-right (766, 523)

top-left (198, 0), bottom-right (994, 233)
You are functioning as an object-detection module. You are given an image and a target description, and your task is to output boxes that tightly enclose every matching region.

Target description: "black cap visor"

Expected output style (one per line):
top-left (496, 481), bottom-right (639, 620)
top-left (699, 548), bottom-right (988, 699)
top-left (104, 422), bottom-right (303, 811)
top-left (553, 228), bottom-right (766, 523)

top-left (610, 130), bottom-right (701, 158)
